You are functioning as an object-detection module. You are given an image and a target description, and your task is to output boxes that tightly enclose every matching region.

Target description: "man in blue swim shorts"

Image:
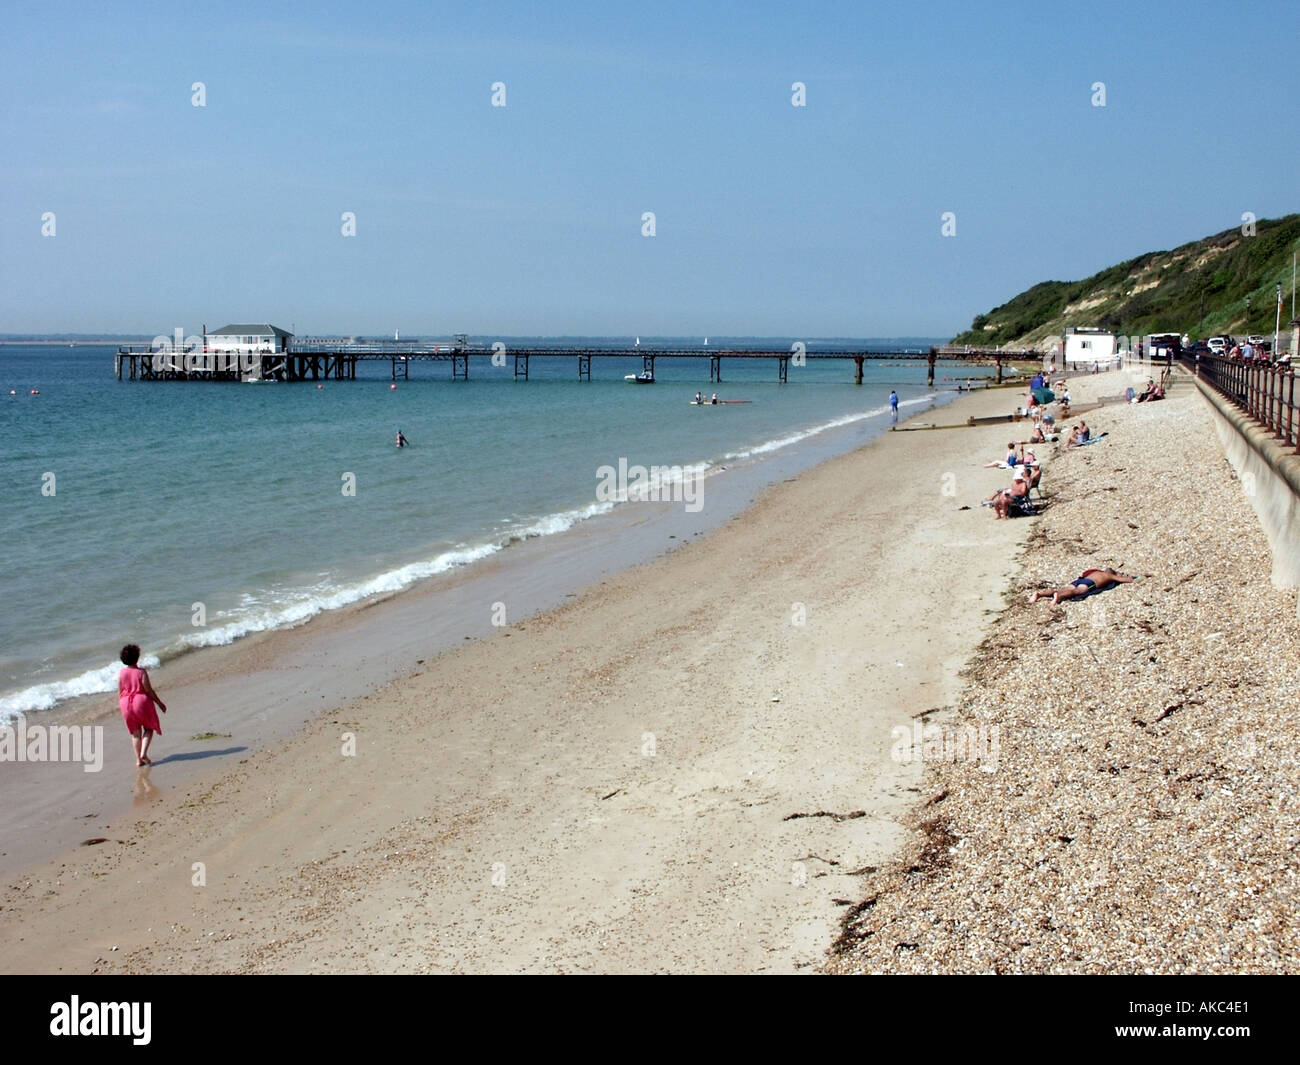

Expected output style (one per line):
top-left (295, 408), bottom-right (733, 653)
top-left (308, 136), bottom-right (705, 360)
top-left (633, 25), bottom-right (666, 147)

top-left (1028, 567), bottom-right (1136, 606)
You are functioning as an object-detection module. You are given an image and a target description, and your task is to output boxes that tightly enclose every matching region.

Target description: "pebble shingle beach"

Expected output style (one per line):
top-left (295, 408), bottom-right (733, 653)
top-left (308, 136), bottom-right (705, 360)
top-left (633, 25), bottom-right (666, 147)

top-left (828, 369), bottom-right (1299, 974)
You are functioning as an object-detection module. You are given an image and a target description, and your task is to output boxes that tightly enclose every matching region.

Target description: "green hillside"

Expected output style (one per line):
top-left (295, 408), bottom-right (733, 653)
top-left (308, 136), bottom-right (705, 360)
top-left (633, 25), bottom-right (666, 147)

top-left (951, 215), bottom-right (1300, 347)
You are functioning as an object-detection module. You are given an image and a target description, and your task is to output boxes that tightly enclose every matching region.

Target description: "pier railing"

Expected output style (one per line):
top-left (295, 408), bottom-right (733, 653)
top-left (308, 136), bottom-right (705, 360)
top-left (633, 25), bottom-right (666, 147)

top-left (286, 339), bottom-right (476, 354)
top-left (1186, 353), bottom-right (1298, 450)
top-left (116, 343), bottom-right (1047, 386)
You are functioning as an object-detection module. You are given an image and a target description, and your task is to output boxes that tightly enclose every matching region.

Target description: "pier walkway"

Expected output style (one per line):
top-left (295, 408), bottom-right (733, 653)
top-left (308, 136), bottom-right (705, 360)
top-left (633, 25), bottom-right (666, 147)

top-left (115, 343), bottom-right (1044, 386)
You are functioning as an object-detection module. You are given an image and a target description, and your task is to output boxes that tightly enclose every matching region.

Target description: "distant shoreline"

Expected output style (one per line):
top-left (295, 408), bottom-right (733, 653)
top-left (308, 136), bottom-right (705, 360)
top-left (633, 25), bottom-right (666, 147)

top-left (0, 338), bottom-right (154, 345)
top-left (0, 335), bottom-right (955, 347)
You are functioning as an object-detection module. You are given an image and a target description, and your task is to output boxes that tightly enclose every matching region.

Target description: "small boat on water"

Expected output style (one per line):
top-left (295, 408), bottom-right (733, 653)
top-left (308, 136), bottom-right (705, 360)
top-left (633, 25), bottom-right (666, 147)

top-left (624, 371), bottom-right (655, 384)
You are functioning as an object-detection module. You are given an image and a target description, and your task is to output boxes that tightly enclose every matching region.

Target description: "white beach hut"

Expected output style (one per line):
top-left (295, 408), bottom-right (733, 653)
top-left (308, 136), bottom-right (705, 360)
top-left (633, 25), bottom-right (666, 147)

top-left (1063, 327), bottom-right (1118, 368)
top-left (205, 324), bottom-right (294, 354)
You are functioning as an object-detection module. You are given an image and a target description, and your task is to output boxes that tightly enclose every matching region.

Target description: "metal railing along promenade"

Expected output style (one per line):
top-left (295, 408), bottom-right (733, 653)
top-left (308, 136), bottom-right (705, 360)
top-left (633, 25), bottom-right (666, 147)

top-left (1185, 353), bottom-right (1298, 450)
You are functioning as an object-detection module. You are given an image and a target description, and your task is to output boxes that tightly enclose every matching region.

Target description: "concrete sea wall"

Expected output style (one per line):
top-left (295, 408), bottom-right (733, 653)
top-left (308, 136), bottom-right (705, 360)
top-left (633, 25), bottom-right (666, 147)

top-left (1192, 375), bottom-right (1300, 617)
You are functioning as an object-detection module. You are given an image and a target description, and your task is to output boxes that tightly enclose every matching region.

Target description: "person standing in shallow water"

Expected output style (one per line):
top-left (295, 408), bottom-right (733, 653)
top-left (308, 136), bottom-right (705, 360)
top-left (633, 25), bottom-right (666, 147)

top-left (118, 644), bottom-right (166, 767)
top-left (889, 391), bottom-right (899, 421)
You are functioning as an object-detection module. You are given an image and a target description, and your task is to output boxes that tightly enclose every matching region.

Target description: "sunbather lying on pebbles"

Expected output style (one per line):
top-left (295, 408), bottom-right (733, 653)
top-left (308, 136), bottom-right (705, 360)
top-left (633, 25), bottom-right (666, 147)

top-left (1028, 567), bottom-right (1135, 605)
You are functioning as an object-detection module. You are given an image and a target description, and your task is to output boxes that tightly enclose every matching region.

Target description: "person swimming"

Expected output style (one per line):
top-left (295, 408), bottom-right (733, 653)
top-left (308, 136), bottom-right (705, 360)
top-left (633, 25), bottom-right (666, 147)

top-left (395, 430), bottom-right (408, 448)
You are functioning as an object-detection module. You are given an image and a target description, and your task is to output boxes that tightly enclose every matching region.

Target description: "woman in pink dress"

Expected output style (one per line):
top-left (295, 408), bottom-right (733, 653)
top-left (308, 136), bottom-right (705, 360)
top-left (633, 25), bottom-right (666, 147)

top-left (118, 644), bottom-right (166, 766)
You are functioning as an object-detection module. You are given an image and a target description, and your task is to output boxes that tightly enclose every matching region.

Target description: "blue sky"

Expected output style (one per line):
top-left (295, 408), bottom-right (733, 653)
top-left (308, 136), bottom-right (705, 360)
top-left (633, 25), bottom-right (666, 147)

top-left (3, 0), bottom-right (1297, 337)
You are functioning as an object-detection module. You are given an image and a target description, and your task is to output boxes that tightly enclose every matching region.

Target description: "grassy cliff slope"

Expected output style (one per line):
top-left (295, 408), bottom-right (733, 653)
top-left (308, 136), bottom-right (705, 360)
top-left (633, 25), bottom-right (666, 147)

top-left (952, 215), bottom-right (1300, 347)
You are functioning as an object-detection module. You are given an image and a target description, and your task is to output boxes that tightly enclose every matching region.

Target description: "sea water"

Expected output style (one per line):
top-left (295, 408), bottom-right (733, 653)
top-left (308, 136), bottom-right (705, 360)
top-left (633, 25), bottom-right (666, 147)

top-left (0, 339), bottom-right (980, 718)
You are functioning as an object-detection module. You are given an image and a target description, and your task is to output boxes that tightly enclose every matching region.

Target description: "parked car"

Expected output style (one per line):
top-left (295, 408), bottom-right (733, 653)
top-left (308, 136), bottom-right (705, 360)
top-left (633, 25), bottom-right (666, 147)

top-left (1207, 336), bottom-right (1228, 355)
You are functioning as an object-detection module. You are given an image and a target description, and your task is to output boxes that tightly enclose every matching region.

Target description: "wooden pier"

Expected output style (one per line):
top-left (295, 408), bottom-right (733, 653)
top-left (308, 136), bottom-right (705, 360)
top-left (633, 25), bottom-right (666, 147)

top-left (115, 342), bottom-right (1044, 387)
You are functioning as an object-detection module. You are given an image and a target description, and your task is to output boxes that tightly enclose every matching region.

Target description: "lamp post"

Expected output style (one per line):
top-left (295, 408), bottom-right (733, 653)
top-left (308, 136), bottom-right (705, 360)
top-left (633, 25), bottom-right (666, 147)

top-left (1245, 295), bottom-right (1251, 339)
top-left (1275, 282), bottom-right (1283, 359)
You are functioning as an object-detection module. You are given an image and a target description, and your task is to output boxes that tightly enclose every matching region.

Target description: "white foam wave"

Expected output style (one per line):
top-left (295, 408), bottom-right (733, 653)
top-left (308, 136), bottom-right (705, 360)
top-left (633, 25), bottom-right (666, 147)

top-left (0, 653), bottom-right (162, 722)
top-left (2, 400), bottom-right (935, 721)
top-left (0, 498), bottom-right (623, 720)
top-left (506, 499), bottom-right (616, 540)
top-left (724, 395), bottom-right (934, 460)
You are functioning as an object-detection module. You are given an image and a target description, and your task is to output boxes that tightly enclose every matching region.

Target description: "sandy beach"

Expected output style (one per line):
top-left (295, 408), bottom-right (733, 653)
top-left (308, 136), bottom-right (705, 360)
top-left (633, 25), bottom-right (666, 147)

top-left (2, 381), bottom-right (1046, 973)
